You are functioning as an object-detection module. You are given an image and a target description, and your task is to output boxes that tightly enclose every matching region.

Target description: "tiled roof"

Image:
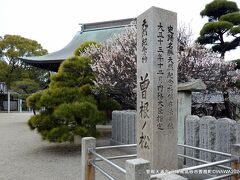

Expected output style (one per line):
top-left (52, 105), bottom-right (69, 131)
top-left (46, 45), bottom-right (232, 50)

top-left (19, 18), bottom-right (135, 71)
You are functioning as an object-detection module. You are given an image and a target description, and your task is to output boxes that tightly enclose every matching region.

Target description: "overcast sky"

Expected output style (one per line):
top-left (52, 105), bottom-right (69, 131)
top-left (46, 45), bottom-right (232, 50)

top-left (1, 0), bottom-right (240, 60)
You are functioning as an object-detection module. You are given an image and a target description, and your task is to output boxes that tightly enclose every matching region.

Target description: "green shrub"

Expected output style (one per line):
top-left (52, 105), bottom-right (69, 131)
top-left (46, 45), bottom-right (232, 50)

top-left (74, 41), bottom-right (99, 56)
top-left (27, 91), bottom-right (43, 110)
top-left (27, 42), bottom-right (120, 143)
top-left (27, 55), bottom-right (103, 142)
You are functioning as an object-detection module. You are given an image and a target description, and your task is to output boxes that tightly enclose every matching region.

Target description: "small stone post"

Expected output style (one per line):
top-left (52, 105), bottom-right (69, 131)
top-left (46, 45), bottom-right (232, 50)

top-left (81, 137), bottom-right (96, 180)
top-left (231, 144), bottom-right (240, 180)
top-left (126, 158), bottom-right (150, 180)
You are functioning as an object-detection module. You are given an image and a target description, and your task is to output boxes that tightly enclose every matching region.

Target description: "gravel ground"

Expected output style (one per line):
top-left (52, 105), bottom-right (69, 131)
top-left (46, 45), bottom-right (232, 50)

top-left (0, 113), bottom-right (134, 180)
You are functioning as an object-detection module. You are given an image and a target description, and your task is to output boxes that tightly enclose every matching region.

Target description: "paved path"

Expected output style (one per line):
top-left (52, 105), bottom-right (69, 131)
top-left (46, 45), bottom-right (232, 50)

top-left (0, 113), bottom-right (132, 180)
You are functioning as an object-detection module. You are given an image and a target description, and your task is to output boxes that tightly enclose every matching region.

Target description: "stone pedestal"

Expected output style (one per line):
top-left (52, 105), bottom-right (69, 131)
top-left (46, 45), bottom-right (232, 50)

top-left (126, 158), bottom-right (150, 180)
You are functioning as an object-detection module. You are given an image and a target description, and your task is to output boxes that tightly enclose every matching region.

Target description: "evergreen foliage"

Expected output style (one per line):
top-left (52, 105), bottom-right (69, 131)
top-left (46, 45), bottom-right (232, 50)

top-left (197, 0), bottom-right (240, 58)
top-left (220, 12), bottom-right (240, 24)
top-left (74, 41), bottom-right (99, 57)
top-left (200, 0), bottom-right (239, 20)
top-left (0, 35), bottom-right (49, 97)
top-left (197, 0), bottom-right (240, 118)
top-left (27, 43), bottom-right (120, 143)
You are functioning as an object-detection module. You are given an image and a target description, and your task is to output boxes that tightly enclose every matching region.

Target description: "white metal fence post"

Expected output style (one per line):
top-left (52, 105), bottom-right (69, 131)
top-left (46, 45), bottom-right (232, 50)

top-left (19, 99), bottom-right (22, 112)
top-left (7, 91), bottom-right (10, 113)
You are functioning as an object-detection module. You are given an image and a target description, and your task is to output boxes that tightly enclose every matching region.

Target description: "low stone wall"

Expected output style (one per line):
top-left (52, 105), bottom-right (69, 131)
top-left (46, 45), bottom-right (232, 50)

top-left (185, 115), bottom-right (240, 166)
top-left (111, 110), bottom-right (136, 145)
top-left (111, 111), bottom-right (240, 167)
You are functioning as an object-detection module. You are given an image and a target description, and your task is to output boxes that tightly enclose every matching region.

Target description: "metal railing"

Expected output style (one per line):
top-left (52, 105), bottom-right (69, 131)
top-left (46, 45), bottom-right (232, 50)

top-left (150, 144), bottom-right (238, 180)
top-left (82, 138), bottom-right (240, 180)
top-left (177, 154), bottom-right (232, 170)
top-left (178, 143), bottom-right (232, 157)
top-left (94, 154), bottom-right (137, 162)
top-left (91, 143), bottom-right (137, 176)
top-left (150, 158), bottom-right (237, 179)
top-left (88, 147), bottom-right (127, 174)
top-left (83, 141), bottom-right (137, 180)
top-left (95, 144), bottom-right (137, 150)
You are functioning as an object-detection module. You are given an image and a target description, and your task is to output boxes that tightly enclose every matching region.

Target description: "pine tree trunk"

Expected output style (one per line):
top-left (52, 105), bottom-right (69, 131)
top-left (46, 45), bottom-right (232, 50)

top-left (33, 108), bottom-right (36, 115)
top-left (222, 85), bottom-right (233, 119)
top-left (219, 55), bottom-right (233, 119)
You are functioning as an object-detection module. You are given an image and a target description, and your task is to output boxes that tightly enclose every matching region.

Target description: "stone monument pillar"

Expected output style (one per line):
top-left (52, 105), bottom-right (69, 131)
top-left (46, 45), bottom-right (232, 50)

top-left (137, 6), bottom-right (178, 170)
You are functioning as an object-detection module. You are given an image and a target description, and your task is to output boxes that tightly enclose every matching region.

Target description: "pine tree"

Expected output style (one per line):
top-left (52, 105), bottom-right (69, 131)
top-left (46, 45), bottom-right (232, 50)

top-left (197, 0), bottom-right (240, 58)
top-left (27, 55), bottom-right (106, 142)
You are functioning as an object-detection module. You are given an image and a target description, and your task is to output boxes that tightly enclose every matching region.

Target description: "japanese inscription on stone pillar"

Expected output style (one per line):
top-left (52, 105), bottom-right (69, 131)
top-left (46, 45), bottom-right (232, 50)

top-left (137, 6), bottom-right (178, 170)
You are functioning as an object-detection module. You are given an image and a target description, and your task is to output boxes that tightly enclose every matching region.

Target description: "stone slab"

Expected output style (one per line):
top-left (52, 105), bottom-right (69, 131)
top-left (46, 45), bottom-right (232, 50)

top-left (185, 115), bottom-right (200, 166)
top-left (199, 116), bottom-right (217, 162)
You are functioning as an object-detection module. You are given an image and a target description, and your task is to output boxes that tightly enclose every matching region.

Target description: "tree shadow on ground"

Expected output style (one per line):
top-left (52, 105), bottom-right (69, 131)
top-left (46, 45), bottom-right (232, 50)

top-left (30, 143), bottom-right (81, 157)
top-left (29, 138), bottom-right (111, 157)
